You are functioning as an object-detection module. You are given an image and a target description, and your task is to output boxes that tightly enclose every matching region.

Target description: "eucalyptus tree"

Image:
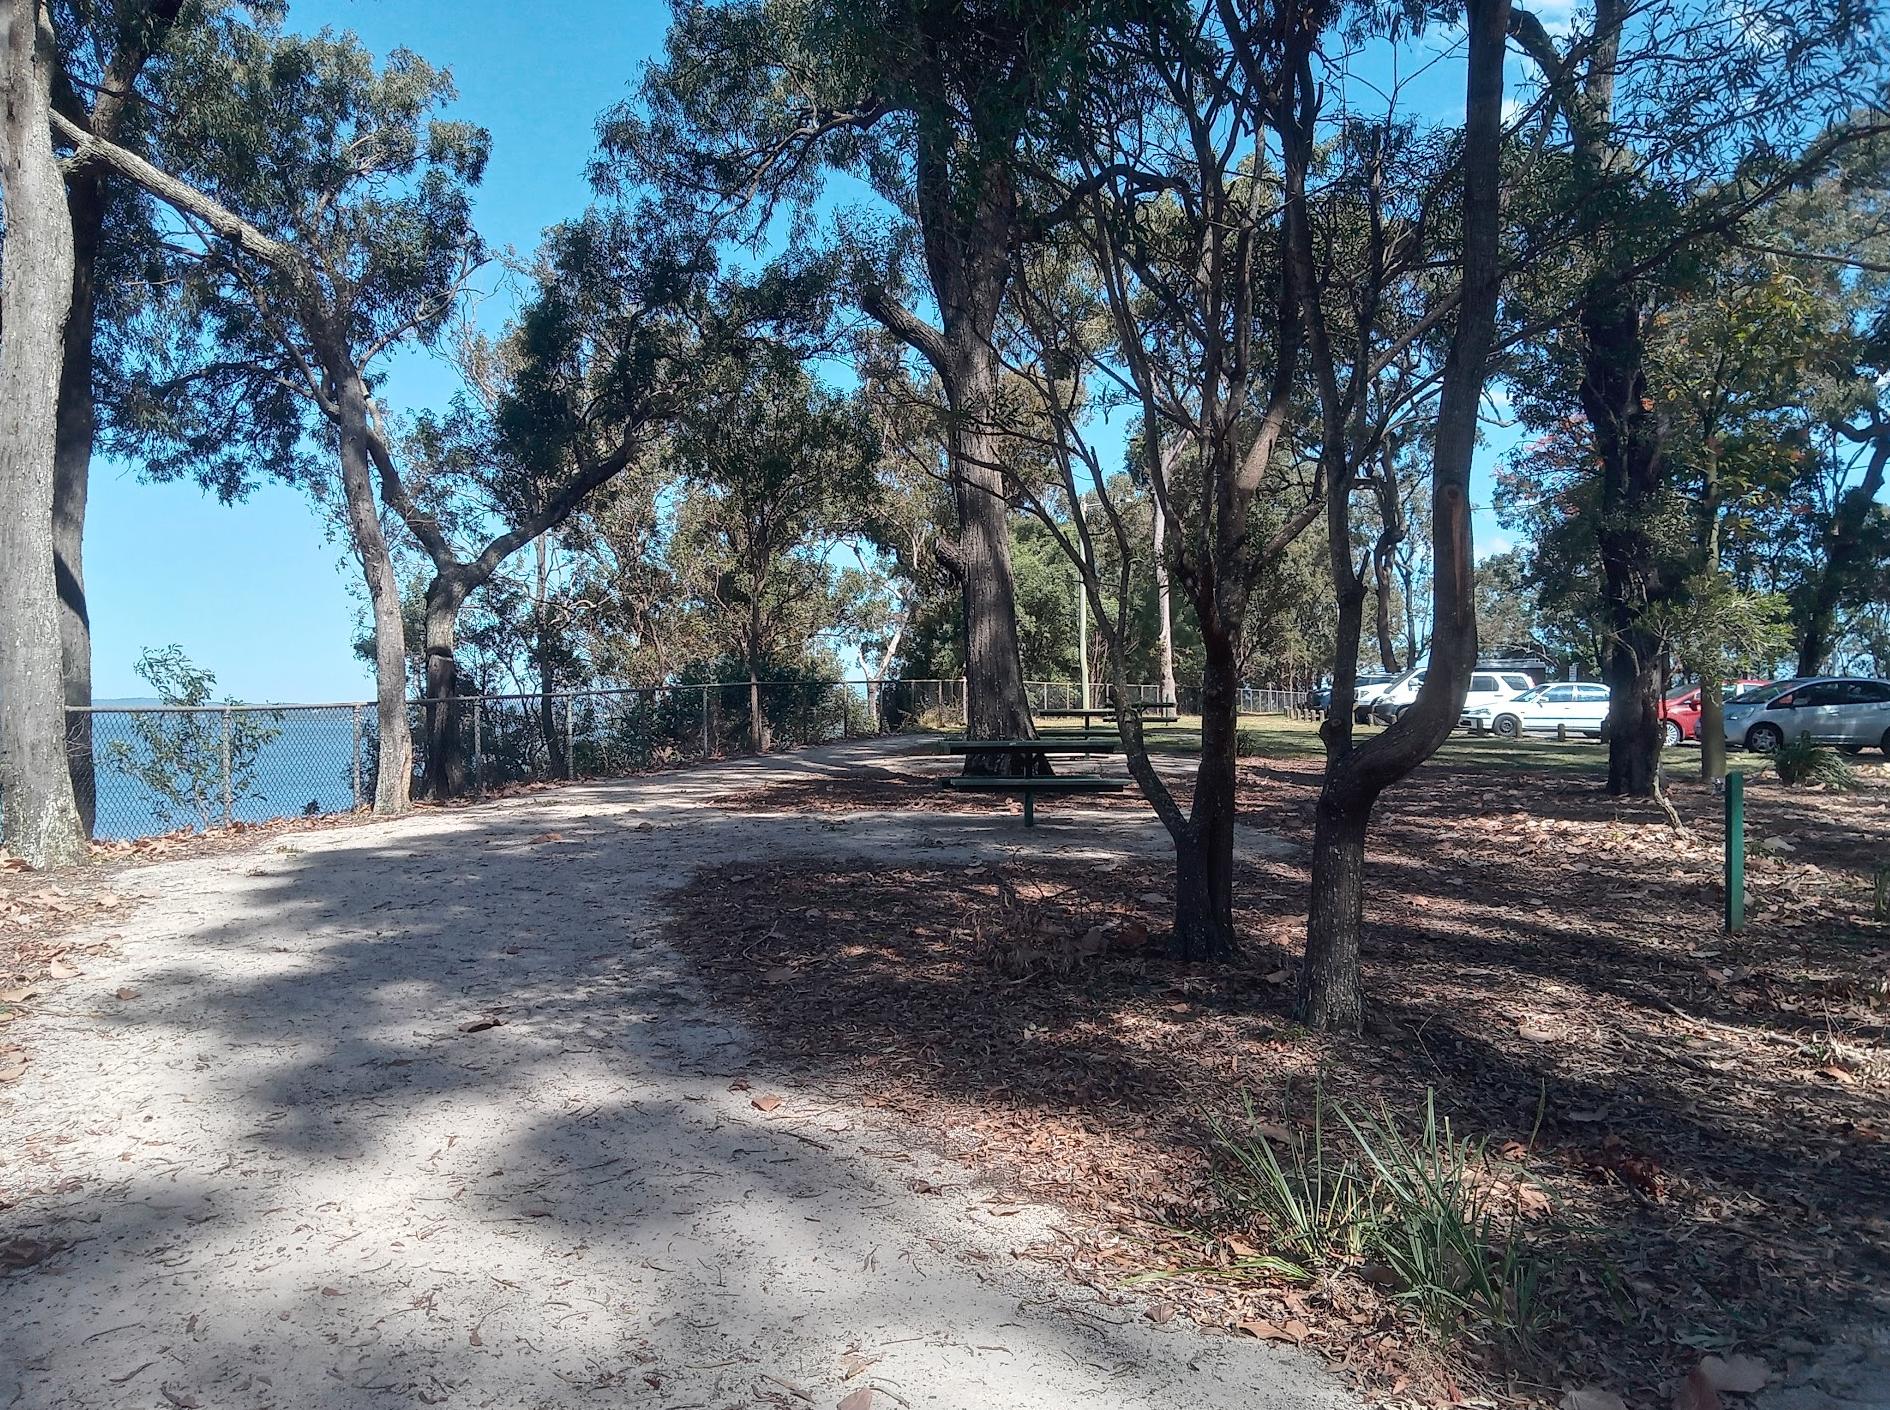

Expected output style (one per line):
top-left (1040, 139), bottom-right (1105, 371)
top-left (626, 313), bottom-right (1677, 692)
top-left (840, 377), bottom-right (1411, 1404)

top-left (1001, 0), bottom-right (1326, 960)
top-left (666, 356), bottom-right (880, 751)
top-left (386, 209), bottom-right (738, 798)
top-left (1, 0), bottom-right (89, 864)
top-left (1503, 0), bottom-right (1884, 797)
top-left (61, 22), bottom-right (489, 813)
top-left (48, 0), bottom-right (194, 830)
top-left (606, 0), bottom-right (1104, 773)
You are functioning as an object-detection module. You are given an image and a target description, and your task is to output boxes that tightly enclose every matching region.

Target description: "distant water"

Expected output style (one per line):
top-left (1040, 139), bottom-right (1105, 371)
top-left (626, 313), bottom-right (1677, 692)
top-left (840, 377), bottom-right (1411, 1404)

top-left (82, 707), bottom-right (366, 841)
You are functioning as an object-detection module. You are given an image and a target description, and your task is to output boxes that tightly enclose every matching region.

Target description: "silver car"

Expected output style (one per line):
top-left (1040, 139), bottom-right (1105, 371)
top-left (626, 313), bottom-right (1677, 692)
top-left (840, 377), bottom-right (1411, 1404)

top-left (1722, 676), bottom-right (1890, 754)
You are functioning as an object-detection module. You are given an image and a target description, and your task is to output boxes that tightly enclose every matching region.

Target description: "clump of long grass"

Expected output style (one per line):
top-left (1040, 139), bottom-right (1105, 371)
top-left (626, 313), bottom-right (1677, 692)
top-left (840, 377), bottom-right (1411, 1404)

top-left (1206, 1085), bottom-right (1546, 1355)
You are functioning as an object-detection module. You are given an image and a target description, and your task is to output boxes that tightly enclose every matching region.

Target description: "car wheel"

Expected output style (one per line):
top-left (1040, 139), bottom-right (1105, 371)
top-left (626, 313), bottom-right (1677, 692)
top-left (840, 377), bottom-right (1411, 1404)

top-left (1745, 722), bottom-right (1784, 753)
top-left (1661, 719), bottom-right (1684, 747)
top-left (1882, 728), bottom-right (1890, 756)
top-left (1838, 743), bottom-right (1863, 755)
top-left (1493, 714), bottom-right (1521, 739)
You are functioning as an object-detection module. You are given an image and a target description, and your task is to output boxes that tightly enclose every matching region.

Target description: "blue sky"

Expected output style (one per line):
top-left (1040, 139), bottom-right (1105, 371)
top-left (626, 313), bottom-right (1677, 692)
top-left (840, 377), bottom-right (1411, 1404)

top-left (90, 0), bottom-right (674, 700)
top-left (88, 0), bottom-right (1517, 701)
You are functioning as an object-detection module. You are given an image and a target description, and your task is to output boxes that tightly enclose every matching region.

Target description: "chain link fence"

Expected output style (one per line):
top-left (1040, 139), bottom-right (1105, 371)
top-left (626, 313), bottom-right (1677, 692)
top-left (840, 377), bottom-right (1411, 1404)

top-left (64, 675), bottom-right (1297, 841)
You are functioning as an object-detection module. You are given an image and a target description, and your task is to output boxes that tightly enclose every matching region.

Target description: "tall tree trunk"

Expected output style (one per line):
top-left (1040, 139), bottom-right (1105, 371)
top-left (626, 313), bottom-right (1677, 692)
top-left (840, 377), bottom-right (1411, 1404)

top-left (334, 368), bottom-right (411, 814)
top-left (1295, 0), bottom-right (1509, 1029)
top-left (952, 348), bottom-right (1038, 774)
top-left (0, 0), bottom-right (88, 867)
top-left (531, 536), bottom-right (564, 778)
top-left (1602, 628), bottom-right (1662, 795)
top-left (420, 574), bottom-right (469, 801)
top-left (1173, 626), bottom-right (1239, 959)
top-left (53, 174), bottom-right (102, 835)
top-left (51, 0), bottom-right (184, 839)
top-left (1372, 565), bottom-right (1399, 672)
top-left (1152, 494), bottom-right (1178, 709)
top-left (1299, 797), bottom-right (1369, 1030)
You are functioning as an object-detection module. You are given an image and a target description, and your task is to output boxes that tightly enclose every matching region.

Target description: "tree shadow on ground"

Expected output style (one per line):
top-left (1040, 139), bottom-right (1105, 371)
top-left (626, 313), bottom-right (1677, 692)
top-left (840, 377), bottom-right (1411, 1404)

top-left (3, 758), bottom-right (1357, 1410)
top-left (655, 755), bottom-right (1890, 1402)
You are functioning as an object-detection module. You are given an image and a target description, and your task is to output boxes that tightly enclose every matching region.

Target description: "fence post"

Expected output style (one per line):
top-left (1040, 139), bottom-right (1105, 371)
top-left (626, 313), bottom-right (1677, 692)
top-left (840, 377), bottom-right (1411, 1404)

top-left (351, 699), bottom-right (364, 801)
top-left (221, 706), bottom-right (234, 826)
top-left (1724, 771), bottom-right (1745, 933)
top-left (700, 686), bottom-right (711, 757)
top-left (565, 695), bottom-right (575, 780)
top-left (473, 698), bottom-right (484, 797)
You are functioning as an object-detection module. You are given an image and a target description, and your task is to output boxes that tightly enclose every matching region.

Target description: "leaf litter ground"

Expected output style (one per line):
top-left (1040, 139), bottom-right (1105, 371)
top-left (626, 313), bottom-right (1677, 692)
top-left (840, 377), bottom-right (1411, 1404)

top-left (670, 749), bottom-right (1890, 1409)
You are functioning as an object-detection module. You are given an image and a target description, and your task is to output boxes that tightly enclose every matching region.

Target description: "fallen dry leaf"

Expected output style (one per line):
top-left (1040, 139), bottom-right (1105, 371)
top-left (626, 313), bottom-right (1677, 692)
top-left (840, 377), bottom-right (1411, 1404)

top-left (1674, 1366), bottom-right (1722, 1410)
top-left (0, 1057), bottom-right (27, 1083)
top-left (837, 1390), bottom-right (875, 1410)
top-left (1562, 1389), bottom-right (1628, 1410)
top-left (1146, 1303), bottom-right (1176, 1325)
top-left (1699, 1355), bottom-right (1770, 1395)
top-left (1237, 1318), bottom-right (1293, 1342)
top-left (47, 958), bottom-right (80, 979)
top-left (0, 985), bottom-right (38, 1004)
top-left (114, 986), bottom-right (140, 1001)
top-left (751, 1094), bottom-right (782, 1113)
top-left (457, 1018), bottom-right (504, 1034)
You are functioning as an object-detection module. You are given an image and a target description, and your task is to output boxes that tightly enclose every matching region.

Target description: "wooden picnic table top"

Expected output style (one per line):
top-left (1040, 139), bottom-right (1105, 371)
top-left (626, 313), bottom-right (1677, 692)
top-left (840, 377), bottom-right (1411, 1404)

top-left (943, 738), bottom-right (1121, 753)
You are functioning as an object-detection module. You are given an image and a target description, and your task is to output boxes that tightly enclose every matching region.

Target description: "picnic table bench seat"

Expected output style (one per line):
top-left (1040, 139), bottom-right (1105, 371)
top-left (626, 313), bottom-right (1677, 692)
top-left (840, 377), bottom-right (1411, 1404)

top-left (939, 772), bottom-right (1127, 827)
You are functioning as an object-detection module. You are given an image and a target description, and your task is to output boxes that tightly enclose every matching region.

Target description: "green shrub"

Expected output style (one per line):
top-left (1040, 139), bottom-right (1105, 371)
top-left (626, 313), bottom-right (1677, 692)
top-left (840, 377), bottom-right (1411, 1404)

top-left (1771, 734), bottom-right (1859, 789)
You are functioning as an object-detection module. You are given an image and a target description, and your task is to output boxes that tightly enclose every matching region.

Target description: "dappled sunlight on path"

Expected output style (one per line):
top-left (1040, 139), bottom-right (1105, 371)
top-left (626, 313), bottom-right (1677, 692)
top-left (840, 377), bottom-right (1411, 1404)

top-left (0, 738), bottom-right (1341, 1410)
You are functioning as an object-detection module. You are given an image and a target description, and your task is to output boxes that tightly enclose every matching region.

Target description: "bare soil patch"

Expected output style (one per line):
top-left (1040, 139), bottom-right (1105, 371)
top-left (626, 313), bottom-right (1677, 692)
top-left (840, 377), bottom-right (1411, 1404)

top-left (665, 754), bottom-right (1890, 1407)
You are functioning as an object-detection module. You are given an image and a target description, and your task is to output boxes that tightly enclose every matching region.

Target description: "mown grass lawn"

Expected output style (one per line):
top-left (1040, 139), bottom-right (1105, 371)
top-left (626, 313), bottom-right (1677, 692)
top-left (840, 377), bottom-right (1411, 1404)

top-left (1105, 711), bottom-right (1773, 779)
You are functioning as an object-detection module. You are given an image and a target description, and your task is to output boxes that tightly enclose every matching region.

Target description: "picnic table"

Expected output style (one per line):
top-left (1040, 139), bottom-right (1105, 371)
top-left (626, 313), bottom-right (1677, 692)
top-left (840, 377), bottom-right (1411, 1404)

top-left (1038, 701), bottom-right (1177, 726)
top-left (939, 736), bottom-right (1129, 825)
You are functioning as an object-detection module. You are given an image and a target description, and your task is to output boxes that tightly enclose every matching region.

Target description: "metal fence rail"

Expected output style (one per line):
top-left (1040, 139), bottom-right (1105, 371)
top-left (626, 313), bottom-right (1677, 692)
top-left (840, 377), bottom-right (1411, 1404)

top-left (60, 675), bottom-right (1298, 842)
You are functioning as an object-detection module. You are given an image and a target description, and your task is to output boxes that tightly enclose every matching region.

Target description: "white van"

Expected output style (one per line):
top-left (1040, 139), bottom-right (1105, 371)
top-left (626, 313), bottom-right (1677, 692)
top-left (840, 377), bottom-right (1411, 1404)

top-left (1359, 668), bottom-right (1536, 724)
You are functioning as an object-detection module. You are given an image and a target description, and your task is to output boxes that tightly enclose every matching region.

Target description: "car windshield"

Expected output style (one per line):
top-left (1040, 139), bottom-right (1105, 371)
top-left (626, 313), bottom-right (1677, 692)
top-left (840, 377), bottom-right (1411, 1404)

top-left (1729, 681), bottom-right (1786, 704)
top-left (1663, 684), bottom-right (1696, 702)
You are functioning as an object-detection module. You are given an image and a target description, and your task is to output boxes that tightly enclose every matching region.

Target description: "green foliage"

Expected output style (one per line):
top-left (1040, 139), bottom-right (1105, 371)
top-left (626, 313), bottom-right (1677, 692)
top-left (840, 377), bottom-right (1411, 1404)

top-left (1770, 734), bottom-right (1860, 790)
top-left (114, 17), bottom-right (487, 501)
top-left (1208, 1087), bottom-right (1546, 1353)
top-left (102, 647), bottom-right (283, 830)
top-left (1641, 570), bottom-right (1792, 679)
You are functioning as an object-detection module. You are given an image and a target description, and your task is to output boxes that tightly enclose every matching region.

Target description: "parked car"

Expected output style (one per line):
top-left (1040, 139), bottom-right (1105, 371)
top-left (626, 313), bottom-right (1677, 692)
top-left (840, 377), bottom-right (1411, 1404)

top-left (1367, 669), bottom-right (1535, 723)
top-left (1659, 679), bottom-right (1771, 746)
top-left (1307, 672), bottom-right (1394, 713)
top-left (1463, 681), bottom-right (1611, 738)
top-left (1721, 676), bottom-right (1890, 754)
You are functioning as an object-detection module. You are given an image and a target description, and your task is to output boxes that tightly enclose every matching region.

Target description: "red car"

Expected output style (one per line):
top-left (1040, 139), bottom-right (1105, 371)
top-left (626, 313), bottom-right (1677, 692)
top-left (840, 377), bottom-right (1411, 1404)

top-left (1661, 680), bottom-right (1770, 745)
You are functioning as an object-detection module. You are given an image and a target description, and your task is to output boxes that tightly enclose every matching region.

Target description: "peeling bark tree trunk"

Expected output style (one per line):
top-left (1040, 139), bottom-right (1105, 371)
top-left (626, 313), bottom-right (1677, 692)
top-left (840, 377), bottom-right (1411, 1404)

top-left (53, 179), bottom-right (99, 835)
top-left (0, 0), bottom-right (88, 866)
top-left (333, 367), bottom-right (412, 814)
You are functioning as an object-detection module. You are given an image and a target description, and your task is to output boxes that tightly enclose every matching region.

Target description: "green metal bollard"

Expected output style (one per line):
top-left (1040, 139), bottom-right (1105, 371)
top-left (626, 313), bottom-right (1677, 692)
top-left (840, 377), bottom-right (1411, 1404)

top-left (1724, 771), bottom-right (1745, 933)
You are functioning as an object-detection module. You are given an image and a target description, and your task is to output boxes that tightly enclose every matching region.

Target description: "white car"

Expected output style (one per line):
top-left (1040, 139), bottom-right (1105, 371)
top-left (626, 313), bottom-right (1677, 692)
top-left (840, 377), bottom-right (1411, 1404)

top-left (1463, 681), bottom-right (1610, 738)
top-left (1366, 669), bottom-right (1535, 723)
top-left (1722, 676), bottom-right (1890, 754)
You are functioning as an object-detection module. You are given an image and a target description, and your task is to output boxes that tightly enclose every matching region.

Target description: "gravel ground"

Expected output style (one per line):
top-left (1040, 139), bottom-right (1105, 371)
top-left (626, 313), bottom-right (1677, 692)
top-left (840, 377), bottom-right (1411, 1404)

top-left (0, 738), bottom-right (1350, 1410)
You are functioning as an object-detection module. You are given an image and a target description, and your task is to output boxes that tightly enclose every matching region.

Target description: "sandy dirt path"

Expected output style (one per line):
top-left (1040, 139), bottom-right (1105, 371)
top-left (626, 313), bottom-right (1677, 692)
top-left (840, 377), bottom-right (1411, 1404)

top-left (1, 738), bottom-right (1354, 1410)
